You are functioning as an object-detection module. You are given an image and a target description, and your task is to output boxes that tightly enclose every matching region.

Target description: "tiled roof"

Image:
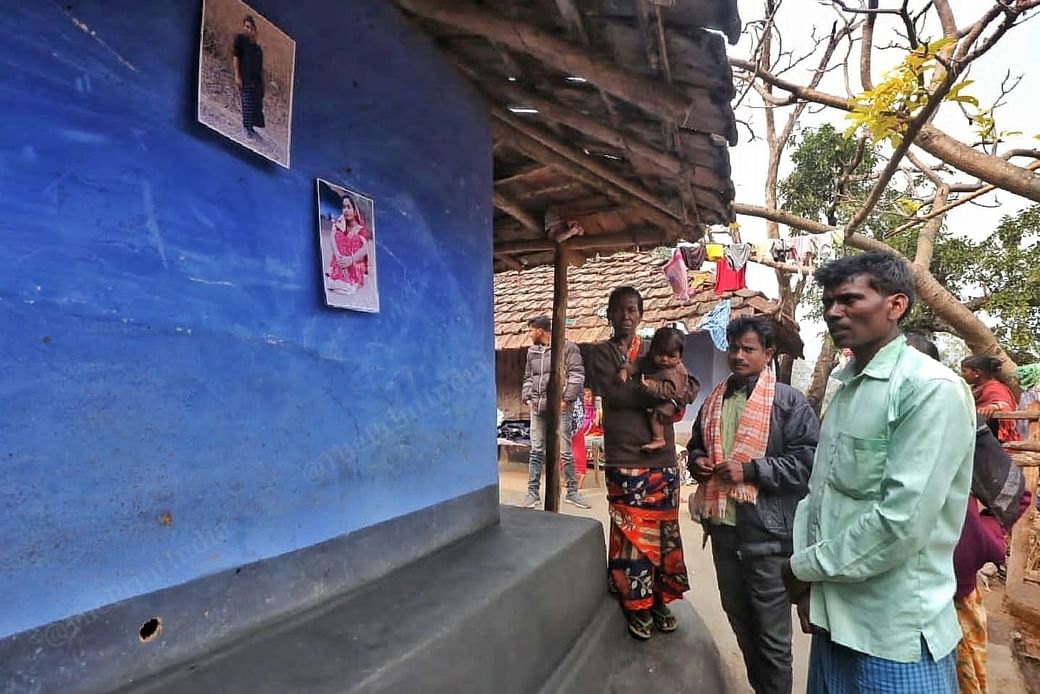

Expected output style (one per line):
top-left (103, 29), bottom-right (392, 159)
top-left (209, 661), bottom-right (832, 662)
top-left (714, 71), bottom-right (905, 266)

top-left (494, 252), bottom-right (803, 355)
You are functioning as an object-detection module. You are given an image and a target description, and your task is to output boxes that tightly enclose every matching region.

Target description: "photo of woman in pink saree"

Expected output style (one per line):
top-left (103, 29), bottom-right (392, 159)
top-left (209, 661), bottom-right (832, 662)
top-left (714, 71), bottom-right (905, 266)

top-left (317, 179), bottom-right (379, 312)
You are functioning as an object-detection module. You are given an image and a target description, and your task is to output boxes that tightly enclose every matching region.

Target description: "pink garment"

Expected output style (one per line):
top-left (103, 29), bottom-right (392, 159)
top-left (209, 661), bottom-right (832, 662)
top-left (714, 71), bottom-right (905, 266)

top-left (789, 236), bottom-right (819, 264)
top-left (328, 216), bottom-right (371, 287)
top-left (663, 248), bottom-right (690, 301)
top-left (570, 402), bottom-right (596, 476)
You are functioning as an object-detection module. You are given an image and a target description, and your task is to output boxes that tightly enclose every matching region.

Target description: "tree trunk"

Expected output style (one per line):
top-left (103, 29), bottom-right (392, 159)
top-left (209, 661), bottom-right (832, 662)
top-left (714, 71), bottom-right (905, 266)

top-left (776, 354), bottom-right (794, 385)
top-left (806, 339), bottom-right (838, 417)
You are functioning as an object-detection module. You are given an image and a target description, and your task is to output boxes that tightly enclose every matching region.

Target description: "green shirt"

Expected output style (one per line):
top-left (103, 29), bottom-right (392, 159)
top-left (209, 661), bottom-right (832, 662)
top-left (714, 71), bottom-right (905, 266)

top-left (712, 388), bottom-right (748, 526)
top-left (790, 337), bottom-right (975, 663)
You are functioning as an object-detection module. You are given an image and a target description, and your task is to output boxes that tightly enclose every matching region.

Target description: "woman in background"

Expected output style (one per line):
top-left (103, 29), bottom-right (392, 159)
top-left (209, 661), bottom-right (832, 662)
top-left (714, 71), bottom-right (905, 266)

top-left (570, 388), bottom-right (597, 490)
top-left (961, 355), bottom-right (1022, 443)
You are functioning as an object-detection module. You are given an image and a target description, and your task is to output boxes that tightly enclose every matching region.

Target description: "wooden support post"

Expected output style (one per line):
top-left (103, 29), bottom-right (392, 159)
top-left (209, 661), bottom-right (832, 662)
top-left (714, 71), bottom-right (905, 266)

top-left (542, 242), bottom-right (570, 512)
top-left (1007, 402), bottom-right (1040, 589)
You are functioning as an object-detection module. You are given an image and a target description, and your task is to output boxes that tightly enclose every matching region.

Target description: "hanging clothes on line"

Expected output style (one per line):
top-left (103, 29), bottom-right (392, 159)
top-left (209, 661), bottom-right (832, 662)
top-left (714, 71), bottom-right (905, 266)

top-left (697, 299), bottom-right (732, 352)
top-left (714, 258), bottom-right (746, 296)
top-left (705, 243), bottom-right (725, 261)
top-left (679, 243), bottom-right (706, 270)
top-left (690, 270), bottom-right (714, 291)
top-left (724, 243), bottom-right (751, 272)
top-left (752, 241), bottom-right (773, 262)
top-left (770, 239), bottom-right (793, 263)
top-left (663, 247), bottom-right (690, 301)
top-left (790, 235), bottom-right (819, 265)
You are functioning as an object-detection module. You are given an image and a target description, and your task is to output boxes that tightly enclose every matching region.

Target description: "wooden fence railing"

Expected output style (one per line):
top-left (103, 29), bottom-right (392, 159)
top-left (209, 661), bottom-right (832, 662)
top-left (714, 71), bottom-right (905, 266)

top-left (994, 404), bottom-right (1040, 645)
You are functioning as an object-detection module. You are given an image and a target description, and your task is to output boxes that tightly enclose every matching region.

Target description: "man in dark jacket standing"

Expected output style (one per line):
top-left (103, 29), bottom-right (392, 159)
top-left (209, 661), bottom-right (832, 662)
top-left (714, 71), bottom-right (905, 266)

top-left (522, 316), bottom-right (590, 510)
top-left (687, 316), bottom-right (819, 694)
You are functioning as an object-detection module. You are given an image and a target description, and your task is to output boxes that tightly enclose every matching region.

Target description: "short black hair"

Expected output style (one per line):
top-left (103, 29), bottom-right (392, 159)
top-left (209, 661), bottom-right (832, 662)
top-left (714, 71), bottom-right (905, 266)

top-left (726, 315), bottom-right (777, 351)
top-left (527, 315), bottom-right (551, 331)
top-left (905, 332), bottom-right (940, 361)
top-left (650, 326), bottom-right (685, 356)
top-left (962, 355), bottom-right (1002, 378)
top-left (607, 286), bottom-right (643, 316)
top-left (813, 251), bottom-right (916, 319)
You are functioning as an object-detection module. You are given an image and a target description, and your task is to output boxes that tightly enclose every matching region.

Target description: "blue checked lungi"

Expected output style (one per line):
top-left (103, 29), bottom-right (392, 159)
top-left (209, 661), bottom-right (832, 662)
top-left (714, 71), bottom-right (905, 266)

top-left (807, 635), bottom-right (957, 693)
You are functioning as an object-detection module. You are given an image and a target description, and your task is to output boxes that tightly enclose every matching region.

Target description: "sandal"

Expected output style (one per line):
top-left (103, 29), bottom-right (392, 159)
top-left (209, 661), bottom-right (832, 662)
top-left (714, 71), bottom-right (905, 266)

top-left (651, 603), bottom-right (678, 633)
top-left (627, 610), bottom-right (654, 640)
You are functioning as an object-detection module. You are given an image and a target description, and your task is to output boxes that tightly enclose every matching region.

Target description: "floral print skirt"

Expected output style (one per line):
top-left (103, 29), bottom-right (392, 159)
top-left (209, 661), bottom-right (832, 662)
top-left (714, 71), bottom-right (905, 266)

top-left (954, 588), bottom-right (988, 694)
top-left (606, 466), bottom-right (689, 611)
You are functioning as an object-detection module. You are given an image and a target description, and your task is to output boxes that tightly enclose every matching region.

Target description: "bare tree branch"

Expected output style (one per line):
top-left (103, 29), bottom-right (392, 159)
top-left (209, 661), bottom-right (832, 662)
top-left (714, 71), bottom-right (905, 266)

top-left (913, 183), bottom-right (949, 268)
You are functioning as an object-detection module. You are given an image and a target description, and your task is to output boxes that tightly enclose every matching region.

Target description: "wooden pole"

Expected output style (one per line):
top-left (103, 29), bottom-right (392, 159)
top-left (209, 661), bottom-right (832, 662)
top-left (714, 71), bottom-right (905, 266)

top-left (542, 242), bottom-right (570, 512)
top-left (1006, 402), bottom-right (1040, 588)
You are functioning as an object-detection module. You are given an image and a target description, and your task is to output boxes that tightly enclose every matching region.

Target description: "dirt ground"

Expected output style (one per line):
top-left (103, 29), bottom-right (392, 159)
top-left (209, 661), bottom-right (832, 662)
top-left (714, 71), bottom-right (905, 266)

top-left (497, 458), bottom-right (1029, 692)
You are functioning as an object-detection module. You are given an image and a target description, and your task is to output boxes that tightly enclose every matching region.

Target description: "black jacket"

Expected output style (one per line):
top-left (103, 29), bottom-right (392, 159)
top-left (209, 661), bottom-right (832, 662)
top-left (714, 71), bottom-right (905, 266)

top-left (522, 341), bottom-right (584, 415)
top-left (686, 376), bottom-right (820, 555)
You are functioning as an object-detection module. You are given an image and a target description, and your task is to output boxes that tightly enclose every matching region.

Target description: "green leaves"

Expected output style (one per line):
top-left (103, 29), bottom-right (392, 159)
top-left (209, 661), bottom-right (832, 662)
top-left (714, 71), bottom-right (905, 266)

top-left (779, 126), bottom-right (1040, 359)
top-left (845, 39), bottom-right (955, 145)
top-left (944, 80), bottom-right (979, 107)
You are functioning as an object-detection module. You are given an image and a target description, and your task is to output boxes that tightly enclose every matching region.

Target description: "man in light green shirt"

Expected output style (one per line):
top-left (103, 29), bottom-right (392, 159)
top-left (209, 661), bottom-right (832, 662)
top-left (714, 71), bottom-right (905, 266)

top-left (787, 252), bottom-right (975, 692)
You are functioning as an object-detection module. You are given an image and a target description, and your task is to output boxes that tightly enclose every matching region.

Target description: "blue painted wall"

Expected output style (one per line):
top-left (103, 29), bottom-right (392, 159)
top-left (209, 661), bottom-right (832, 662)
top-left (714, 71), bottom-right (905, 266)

top-left (0, 0), bottom-right (495, 638)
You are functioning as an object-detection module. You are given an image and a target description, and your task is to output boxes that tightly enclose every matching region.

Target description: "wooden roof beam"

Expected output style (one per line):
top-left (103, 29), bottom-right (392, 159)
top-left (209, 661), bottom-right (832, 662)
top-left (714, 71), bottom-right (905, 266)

top-left (492, 118), bottom-right (691, 241)
top-left (496, 254), bottom-right (524, 271)
top-left (493, 108), bottom-right (679, 220)
top-left (494, 228), bottom-right (670, 254)
top-left (395, 0), bottom-right (737, 143)
top-left (493, 192), bottom-right (542, 234)
top-left (495, 164), bottom-right (553, 188)
top-left (551, 0), bottom-right (643, 193)
top-left (450, 58), bottom-right (683, 176)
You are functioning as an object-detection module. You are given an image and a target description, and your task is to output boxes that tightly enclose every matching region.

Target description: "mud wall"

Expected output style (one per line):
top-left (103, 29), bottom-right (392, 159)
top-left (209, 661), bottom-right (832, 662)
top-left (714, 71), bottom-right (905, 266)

top-left (0, 0), bottom-right (495, 640)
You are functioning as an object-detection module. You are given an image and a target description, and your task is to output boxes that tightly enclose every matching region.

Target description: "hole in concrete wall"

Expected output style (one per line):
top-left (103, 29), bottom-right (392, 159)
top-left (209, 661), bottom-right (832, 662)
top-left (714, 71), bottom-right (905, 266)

top-left (139, 617), bottom-right (162, 643)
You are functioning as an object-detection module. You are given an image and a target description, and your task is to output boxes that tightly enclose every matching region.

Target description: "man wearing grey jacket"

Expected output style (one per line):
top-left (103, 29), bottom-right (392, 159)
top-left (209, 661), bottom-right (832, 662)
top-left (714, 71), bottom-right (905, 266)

top-left (522, 316), bottom-right (590, 510)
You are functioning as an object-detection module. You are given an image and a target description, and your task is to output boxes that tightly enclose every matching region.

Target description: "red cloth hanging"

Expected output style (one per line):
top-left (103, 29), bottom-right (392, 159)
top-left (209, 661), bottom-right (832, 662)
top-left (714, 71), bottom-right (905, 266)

top-left (714, 259), bottom-right (746, 295)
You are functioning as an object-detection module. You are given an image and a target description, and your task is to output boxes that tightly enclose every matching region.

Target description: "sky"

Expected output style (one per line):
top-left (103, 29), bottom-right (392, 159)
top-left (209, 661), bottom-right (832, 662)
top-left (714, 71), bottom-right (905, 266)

top-left (724, 0), bottom-right (1040, 363)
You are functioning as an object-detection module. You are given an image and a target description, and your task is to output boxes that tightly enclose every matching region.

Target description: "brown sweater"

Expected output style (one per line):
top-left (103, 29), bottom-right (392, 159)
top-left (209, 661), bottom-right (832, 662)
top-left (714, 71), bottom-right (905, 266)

top-left (585, 340), bottom-right (676, 468)
top-left (629, 356), bottom-right (693, 404)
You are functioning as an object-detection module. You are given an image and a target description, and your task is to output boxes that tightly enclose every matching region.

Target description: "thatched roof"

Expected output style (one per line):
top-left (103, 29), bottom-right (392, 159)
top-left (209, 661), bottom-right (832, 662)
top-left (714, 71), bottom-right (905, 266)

top-left (394, 0), bottom-right (741, 272)
top-left (494, 252), bottom-right (804, 357)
